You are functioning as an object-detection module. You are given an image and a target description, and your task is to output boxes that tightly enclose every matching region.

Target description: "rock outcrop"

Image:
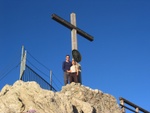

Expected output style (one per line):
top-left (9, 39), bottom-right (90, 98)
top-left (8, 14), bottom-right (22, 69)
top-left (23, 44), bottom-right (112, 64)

top-left (0, 80), bottom-right (122, 113)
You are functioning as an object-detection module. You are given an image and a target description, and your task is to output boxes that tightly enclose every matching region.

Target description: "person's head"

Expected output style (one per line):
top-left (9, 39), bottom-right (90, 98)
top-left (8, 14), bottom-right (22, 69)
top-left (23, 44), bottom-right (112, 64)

top-left (65, 55), bottom-right (70, 62)
top-left (72, 59), bottom-right (76, 65)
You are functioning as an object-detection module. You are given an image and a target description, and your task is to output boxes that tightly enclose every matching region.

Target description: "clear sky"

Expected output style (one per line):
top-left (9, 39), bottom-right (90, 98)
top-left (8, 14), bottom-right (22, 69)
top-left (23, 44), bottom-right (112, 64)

top-left (0, 0), bottom-right (150, 111)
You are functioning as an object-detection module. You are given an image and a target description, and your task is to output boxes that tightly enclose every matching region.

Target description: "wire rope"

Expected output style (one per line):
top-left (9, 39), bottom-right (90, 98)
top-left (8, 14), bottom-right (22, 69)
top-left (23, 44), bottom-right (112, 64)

top-left (27, 50), bottom-right (63, 88)
top-left (0, 62), bottom-right (20, 81)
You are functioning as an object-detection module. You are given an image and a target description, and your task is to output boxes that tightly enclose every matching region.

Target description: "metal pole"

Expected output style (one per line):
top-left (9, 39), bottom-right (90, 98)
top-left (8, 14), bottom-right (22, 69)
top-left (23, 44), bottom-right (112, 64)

top-left (19, 46), bottom-right (24, 79)
top-left (50, 70), bottom-right (52, 90)
top-left (19, 46), bottom-right (26, 80)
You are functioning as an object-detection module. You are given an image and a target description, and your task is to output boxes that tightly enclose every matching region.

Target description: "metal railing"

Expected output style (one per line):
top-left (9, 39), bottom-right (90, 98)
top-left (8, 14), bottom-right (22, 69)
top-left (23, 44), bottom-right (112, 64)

top-left (119, 97), bottom-right (150, 113)
top-left (21, 65), bottom-right (56, 91)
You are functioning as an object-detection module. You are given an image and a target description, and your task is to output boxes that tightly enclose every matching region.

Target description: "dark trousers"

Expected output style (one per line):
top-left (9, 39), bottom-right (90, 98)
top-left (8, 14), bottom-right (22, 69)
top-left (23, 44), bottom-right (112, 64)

top-left (64, 72), bottom-right (70, 85)
top-left (70, 72), bottom-right (78, 83)
top-left (78, 71), bottom-right (82, 84)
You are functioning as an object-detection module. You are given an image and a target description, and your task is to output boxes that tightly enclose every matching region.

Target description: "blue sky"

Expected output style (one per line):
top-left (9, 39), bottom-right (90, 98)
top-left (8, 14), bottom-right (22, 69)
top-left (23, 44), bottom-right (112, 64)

top-left (0, 0), bottom-right (150, 111)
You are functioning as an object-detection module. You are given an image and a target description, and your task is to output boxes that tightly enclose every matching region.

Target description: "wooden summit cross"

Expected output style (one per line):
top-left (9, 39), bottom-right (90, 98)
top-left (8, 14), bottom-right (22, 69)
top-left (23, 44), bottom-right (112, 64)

top-left (51, 13), bottom-right (94, 62)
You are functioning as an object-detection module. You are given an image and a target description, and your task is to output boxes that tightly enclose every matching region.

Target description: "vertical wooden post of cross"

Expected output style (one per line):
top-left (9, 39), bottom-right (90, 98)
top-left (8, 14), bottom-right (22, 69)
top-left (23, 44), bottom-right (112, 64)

top-left (71, 13), bottom-right (77, 51)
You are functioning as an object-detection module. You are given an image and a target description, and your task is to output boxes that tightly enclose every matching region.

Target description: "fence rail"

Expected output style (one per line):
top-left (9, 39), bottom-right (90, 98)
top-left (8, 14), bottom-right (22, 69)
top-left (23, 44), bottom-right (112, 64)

top-left (21, 65), bottom-right (56, 91)
top-left (119, 97), bottom-right (150, 113)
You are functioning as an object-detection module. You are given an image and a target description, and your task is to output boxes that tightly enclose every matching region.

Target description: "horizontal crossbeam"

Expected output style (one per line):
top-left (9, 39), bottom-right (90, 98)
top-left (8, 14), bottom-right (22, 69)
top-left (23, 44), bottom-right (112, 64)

top-left (51, 14), bottom-right (94, 42)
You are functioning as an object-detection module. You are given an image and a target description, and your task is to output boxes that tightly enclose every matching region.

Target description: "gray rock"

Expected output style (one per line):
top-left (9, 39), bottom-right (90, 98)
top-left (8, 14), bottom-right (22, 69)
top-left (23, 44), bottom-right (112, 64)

top-left (0, 80), bottom-right (122, 113)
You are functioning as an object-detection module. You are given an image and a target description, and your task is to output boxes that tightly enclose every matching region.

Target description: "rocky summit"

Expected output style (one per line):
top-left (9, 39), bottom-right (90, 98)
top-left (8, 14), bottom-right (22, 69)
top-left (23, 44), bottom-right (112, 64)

top-left (0, 80), bottom-right (122, 113)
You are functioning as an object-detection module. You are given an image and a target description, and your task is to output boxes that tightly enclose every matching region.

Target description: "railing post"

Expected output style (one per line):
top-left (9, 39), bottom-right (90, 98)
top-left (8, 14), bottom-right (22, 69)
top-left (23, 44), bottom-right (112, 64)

top-left (50, 70), bottom-right (52, 90)
top-left (120, 99), bottom-right (125, 113)
top-left (19, 45), bottom-right (27, 80)
top-left (135, 107), bottom-right (139, 113)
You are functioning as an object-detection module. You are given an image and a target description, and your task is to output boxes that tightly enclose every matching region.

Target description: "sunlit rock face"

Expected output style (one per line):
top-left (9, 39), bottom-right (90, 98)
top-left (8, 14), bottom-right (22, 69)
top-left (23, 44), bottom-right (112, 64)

top-left (0, 80), bottom-right (122, 113)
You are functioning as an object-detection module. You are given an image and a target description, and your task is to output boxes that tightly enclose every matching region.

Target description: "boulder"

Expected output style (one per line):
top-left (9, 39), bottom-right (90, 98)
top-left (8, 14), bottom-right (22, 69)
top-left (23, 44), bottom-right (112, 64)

top-left (0, 80), bottom-right (122, 113)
